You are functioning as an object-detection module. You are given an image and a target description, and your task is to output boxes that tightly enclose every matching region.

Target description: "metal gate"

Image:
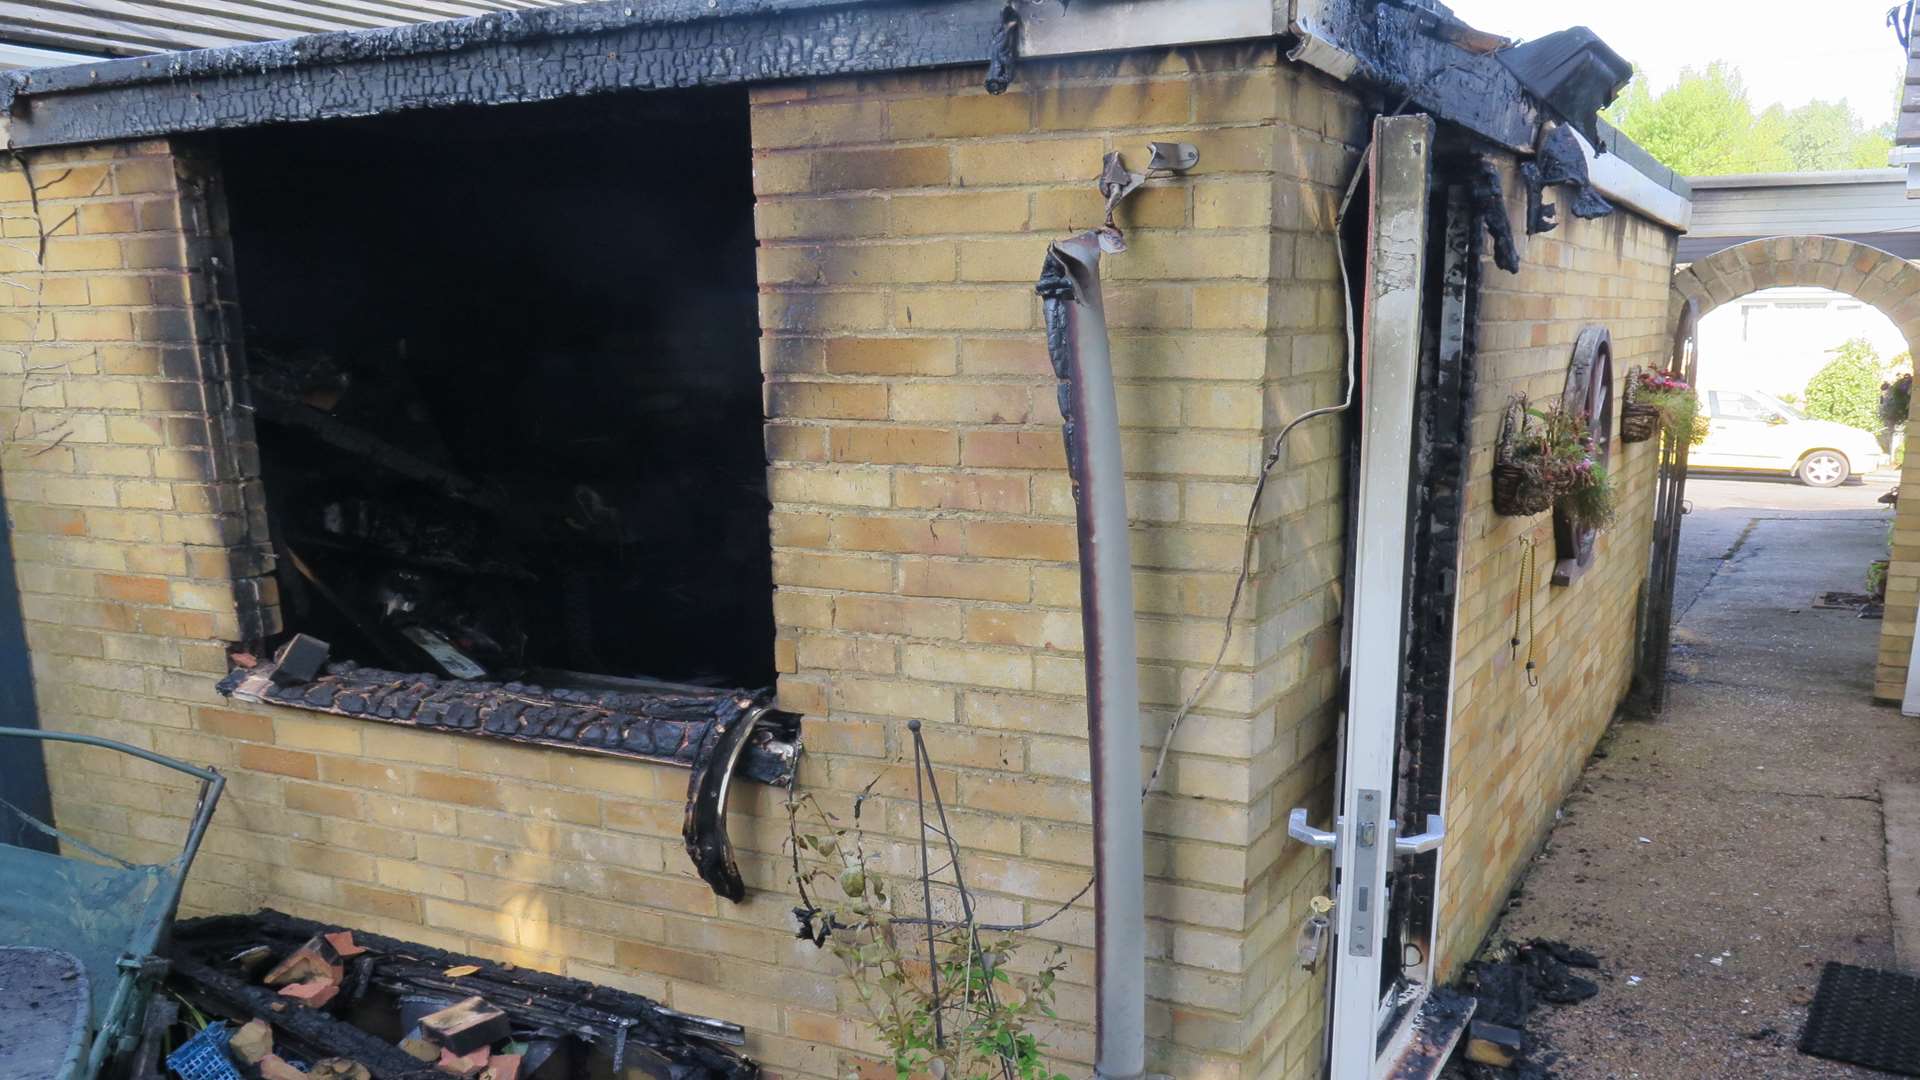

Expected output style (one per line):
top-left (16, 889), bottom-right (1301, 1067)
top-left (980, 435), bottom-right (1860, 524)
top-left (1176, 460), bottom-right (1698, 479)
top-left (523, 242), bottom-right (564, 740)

top-left (1635, 297), bottom-right (1700, 714)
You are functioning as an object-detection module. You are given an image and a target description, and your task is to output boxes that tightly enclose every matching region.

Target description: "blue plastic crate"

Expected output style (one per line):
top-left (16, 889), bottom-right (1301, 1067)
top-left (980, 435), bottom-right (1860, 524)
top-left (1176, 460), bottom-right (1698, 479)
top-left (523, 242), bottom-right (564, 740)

top-left (166, 1021), bottom-right (242, 1080)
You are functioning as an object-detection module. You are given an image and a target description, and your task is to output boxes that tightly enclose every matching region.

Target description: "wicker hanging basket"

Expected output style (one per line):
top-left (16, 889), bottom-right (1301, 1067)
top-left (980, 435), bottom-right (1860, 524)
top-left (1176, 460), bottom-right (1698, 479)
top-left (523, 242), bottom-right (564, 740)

top-left (1619, 366), bottom-right (1661, 443)
top-left (1492, 395), bottom-right (1558, 517)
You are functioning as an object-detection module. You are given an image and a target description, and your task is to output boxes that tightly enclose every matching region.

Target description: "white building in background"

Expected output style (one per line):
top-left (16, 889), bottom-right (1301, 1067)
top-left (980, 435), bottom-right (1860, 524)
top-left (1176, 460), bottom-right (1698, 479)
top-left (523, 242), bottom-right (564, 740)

top-left (1684, 170), bottom-right (1920, 395)
top-left (1696, 285), bottom-right (1909, 397)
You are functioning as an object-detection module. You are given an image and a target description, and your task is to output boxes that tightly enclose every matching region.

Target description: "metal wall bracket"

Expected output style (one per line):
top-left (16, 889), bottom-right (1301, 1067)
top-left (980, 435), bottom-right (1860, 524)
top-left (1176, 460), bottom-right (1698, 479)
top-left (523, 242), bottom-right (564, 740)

top-left (1147, 141), bottom-right (1198, 172)
top-left (1095, 144), bottom-right (1199, 234)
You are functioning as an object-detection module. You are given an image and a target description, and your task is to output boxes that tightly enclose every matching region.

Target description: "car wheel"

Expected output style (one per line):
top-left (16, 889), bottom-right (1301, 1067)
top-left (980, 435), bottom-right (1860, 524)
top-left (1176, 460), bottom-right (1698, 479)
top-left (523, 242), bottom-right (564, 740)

top-left (1798, 450), bottom-right (1850, 488)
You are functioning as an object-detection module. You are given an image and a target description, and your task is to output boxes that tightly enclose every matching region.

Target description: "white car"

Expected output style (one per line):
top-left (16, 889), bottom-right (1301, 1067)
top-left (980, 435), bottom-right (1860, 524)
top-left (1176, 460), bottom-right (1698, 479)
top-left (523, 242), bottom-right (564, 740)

top-left (1690, 388), bottom-right (1887, 487)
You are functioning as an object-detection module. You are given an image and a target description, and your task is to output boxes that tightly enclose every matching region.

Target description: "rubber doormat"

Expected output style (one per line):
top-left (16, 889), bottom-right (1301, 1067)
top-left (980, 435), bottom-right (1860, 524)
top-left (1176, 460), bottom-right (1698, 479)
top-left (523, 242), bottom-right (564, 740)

top-left (1799, 962), bottom-right (1920, 1075)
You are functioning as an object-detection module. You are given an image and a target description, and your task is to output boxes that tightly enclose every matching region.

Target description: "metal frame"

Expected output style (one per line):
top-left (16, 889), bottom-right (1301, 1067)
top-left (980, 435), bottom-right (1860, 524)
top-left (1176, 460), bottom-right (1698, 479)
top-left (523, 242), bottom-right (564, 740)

top-left (0, 727), bottom-right (224, 1080)
top-left (1330, 113), bottom-right (1432, 1080)
top-left (1636, 300), bottom-right (1699, 715)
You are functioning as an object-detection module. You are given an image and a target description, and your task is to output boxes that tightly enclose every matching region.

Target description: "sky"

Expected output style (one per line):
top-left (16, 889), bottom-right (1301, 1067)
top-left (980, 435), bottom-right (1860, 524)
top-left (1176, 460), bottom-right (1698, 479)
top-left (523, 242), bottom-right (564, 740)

top-left (1444, 0), bottom-right (1910, 127)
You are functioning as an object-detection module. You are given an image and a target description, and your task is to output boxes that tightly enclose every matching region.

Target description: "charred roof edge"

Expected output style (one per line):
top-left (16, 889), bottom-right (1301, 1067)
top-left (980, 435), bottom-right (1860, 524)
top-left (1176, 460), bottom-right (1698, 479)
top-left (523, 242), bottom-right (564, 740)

top-left (0, 0), bottom-right (1690, 225)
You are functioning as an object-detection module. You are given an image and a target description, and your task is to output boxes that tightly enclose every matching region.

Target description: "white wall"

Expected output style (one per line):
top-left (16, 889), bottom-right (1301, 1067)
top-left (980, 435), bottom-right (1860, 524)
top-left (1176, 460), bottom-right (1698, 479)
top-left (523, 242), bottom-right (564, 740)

top-left (1696, 286), bottom-right (1909, 396)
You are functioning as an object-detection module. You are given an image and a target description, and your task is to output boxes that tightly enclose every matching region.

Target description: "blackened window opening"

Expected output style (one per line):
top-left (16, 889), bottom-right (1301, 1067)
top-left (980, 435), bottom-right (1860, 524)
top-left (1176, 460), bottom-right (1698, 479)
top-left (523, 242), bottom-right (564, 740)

top-left (217, 88), bottom-right (775, 690)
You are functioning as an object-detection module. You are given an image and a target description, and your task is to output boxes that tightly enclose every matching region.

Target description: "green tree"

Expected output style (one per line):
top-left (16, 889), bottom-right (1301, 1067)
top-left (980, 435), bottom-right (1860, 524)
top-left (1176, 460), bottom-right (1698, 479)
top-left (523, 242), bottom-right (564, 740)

top-left (1804, 338), bottom-right (1889, 431)
top-left (1771, 100), bottom-right (1892, 171)
top-left (1608, 64), bottom-right (1784, 174)
top-left (1607, 64), bottom-right (1891, 176)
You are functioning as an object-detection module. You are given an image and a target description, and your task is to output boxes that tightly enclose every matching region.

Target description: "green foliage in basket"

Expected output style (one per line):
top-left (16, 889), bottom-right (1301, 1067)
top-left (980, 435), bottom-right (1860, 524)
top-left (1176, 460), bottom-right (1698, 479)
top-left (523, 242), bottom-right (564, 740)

top-left (1632, 369), bottom-right (1706, 446)
top-left (1562, 461), bottom-right (1616, 530)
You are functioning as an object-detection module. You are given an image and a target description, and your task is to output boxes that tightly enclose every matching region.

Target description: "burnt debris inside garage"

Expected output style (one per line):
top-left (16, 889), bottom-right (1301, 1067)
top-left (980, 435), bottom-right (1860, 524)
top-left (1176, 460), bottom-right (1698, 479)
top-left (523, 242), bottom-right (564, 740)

top-left (218, 88), bottom-right (775, 695)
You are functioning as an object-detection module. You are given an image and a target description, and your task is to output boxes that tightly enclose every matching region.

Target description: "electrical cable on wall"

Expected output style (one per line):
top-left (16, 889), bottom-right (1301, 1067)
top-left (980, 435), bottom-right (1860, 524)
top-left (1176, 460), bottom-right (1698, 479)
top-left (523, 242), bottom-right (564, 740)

top-left (1512, 536), bottom-right (1538, 687)
top-left (1142, 147), bottom-right (1371, 796)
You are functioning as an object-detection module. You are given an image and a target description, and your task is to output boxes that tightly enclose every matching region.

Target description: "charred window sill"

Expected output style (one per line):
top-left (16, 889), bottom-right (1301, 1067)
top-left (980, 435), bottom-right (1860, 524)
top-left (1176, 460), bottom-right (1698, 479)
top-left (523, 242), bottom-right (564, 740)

top-left (216, 659), bottom-right (799, 788)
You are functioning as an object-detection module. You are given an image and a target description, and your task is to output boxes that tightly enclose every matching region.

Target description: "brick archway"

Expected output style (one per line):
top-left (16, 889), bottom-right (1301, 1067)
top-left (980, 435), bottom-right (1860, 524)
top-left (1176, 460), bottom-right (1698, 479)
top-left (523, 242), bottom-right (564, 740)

top-left (1668, 236), bottom-right (1920, 702)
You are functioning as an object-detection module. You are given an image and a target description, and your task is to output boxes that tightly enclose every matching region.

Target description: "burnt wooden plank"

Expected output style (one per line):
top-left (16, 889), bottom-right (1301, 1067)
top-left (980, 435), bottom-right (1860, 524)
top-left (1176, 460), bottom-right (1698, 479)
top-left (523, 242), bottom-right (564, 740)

top-left (174, 909), bottom-right (756, 1079)
top-left (218, 662), bottom-right (799, 786)
top-left (169, 953), bottom-right (433, 1078)
top-left (3, 0), bottom-right (1002, 148)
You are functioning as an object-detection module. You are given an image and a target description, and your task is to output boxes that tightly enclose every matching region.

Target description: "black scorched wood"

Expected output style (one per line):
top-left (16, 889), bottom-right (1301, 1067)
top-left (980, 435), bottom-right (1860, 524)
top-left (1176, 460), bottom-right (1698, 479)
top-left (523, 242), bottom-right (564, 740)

top-left (172, 910), bottom-right (757, 1080)
top-left (217, 660), bottom-right (797, 788)
top-left (168, 953), bottom-right (434, 1078)
top-left (249, 384), bottom-right (501, 511)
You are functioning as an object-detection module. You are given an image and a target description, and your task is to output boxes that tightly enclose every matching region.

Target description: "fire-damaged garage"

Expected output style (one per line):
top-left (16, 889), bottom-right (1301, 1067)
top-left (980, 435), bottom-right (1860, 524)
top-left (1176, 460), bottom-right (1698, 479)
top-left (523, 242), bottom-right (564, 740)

top-left (0, 1), bottom-right (1700, 1078)
top-left (220, 89), bottom-right (773, 692)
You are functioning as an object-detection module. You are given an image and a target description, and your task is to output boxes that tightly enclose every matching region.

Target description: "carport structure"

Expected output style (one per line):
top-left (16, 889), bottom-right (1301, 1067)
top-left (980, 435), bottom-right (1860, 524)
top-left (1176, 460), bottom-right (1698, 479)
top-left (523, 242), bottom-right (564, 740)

top-left (1669, 235), bottom-right (1920, 704)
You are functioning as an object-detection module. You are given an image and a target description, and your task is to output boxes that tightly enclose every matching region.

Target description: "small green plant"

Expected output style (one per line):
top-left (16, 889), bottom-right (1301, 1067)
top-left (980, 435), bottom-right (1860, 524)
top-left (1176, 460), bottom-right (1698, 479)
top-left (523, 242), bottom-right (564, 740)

top-left (1562, 462), bottom-right (1617, 530)
top-left (789, 792), bottom-right (1069, 1080)
top-left (1868, 558), bottom-right (1890, 601)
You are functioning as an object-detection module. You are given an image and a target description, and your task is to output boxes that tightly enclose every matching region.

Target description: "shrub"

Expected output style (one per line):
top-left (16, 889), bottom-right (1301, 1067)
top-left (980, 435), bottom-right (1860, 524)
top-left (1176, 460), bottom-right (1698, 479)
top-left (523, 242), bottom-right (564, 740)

top-left (1804, 339), bottom-right (1888, 432)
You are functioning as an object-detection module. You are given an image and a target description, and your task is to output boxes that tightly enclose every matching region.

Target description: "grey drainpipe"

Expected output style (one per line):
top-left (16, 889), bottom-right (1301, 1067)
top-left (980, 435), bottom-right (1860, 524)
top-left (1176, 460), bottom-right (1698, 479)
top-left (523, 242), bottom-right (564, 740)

top-left (1036, 231), bottom-right (1146, 1080)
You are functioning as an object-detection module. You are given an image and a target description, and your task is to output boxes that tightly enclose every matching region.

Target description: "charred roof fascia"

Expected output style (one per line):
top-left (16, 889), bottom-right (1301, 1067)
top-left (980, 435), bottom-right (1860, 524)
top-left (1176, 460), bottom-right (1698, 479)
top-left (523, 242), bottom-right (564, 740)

top-left (0, 0), bottom-right (1689, 212)
top-left (0, 0), bottom-right (1005, 148)
top-left (1287, 0), bottom-right (1689, 206)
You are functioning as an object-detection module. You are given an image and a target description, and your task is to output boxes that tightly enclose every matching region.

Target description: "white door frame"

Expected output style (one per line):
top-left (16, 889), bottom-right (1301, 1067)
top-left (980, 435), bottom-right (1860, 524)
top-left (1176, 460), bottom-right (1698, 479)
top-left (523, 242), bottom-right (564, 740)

top-left (1328, 113), bottom-right (1434, 1080)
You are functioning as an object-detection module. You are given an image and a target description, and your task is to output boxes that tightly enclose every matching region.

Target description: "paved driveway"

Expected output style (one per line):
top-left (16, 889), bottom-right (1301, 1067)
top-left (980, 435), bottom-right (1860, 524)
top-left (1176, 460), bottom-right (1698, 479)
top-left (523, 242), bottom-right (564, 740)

top-left (1673, 471), bottom-right (1898, 622)
top-left (1478, 468), bottom-right (1918, 1078)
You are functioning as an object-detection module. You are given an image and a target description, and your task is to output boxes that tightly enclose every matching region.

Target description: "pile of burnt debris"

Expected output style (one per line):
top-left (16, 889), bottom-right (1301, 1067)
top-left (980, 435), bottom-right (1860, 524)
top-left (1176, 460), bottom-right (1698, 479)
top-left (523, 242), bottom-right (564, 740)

top-left (1443, 940), bottom-right (1601, 1079)
top-left (161, 910), bottom-right (756, 1080)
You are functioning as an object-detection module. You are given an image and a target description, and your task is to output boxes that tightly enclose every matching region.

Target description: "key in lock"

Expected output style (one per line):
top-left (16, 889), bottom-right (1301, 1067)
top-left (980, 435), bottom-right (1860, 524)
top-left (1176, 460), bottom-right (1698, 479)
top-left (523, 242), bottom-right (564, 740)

top-left (1295, 896), bottom-right (1334, 970)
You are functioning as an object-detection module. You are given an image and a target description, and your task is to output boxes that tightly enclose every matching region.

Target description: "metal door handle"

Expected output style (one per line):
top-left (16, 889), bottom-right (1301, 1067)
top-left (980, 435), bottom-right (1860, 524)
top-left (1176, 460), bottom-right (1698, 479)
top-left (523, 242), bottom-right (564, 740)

top-left (1392, 814), bottom-right (1445, 855)
top-left (1287, 808), bottom-right (1341, 850)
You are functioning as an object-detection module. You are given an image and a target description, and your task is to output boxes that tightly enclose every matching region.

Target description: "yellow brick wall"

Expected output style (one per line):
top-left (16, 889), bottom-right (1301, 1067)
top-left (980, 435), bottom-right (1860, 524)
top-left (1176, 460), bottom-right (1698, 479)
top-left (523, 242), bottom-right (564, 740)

top-left (1433, 171), bottom-right (1680, 975)
top-left (750, 44), bottom-right (1364, 1079)
top-left (0, 45), bottom-right (1366, 1080)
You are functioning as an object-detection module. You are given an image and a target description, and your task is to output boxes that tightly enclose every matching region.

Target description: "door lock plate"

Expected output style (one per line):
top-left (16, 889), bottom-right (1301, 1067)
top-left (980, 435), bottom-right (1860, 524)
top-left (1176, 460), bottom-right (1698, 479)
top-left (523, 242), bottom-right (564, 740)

top-left (1348, 788), bottom-right (1382, 957)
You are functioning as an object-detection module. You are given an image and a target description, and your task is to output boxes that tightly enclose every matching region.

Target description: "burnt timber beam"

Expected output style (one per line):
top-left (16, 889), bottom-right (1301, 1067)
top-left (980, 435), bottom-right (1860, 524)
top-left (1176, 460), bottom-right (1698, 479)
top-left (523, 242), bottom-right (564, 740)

top-left (0, 0), bottom-right (1004, 148)
top-left (249, 385), bottom-right (499, 511)
top-left (169, 953), bottom-right (436, 1078)
top-left (1296, 1), bottom-right (1544, 155)
top-left (217, 659), bottom-right (800, 788)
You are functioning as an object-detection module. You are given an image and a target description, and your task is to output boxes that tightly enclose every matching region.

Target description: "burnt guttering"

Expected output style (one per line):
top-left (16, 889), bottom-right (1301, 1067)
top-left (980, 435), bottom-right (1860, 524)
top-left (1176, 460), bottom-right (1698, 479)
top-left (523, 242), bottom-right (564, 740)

top-left (1036, 233), bottom-right (1146, 1080)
